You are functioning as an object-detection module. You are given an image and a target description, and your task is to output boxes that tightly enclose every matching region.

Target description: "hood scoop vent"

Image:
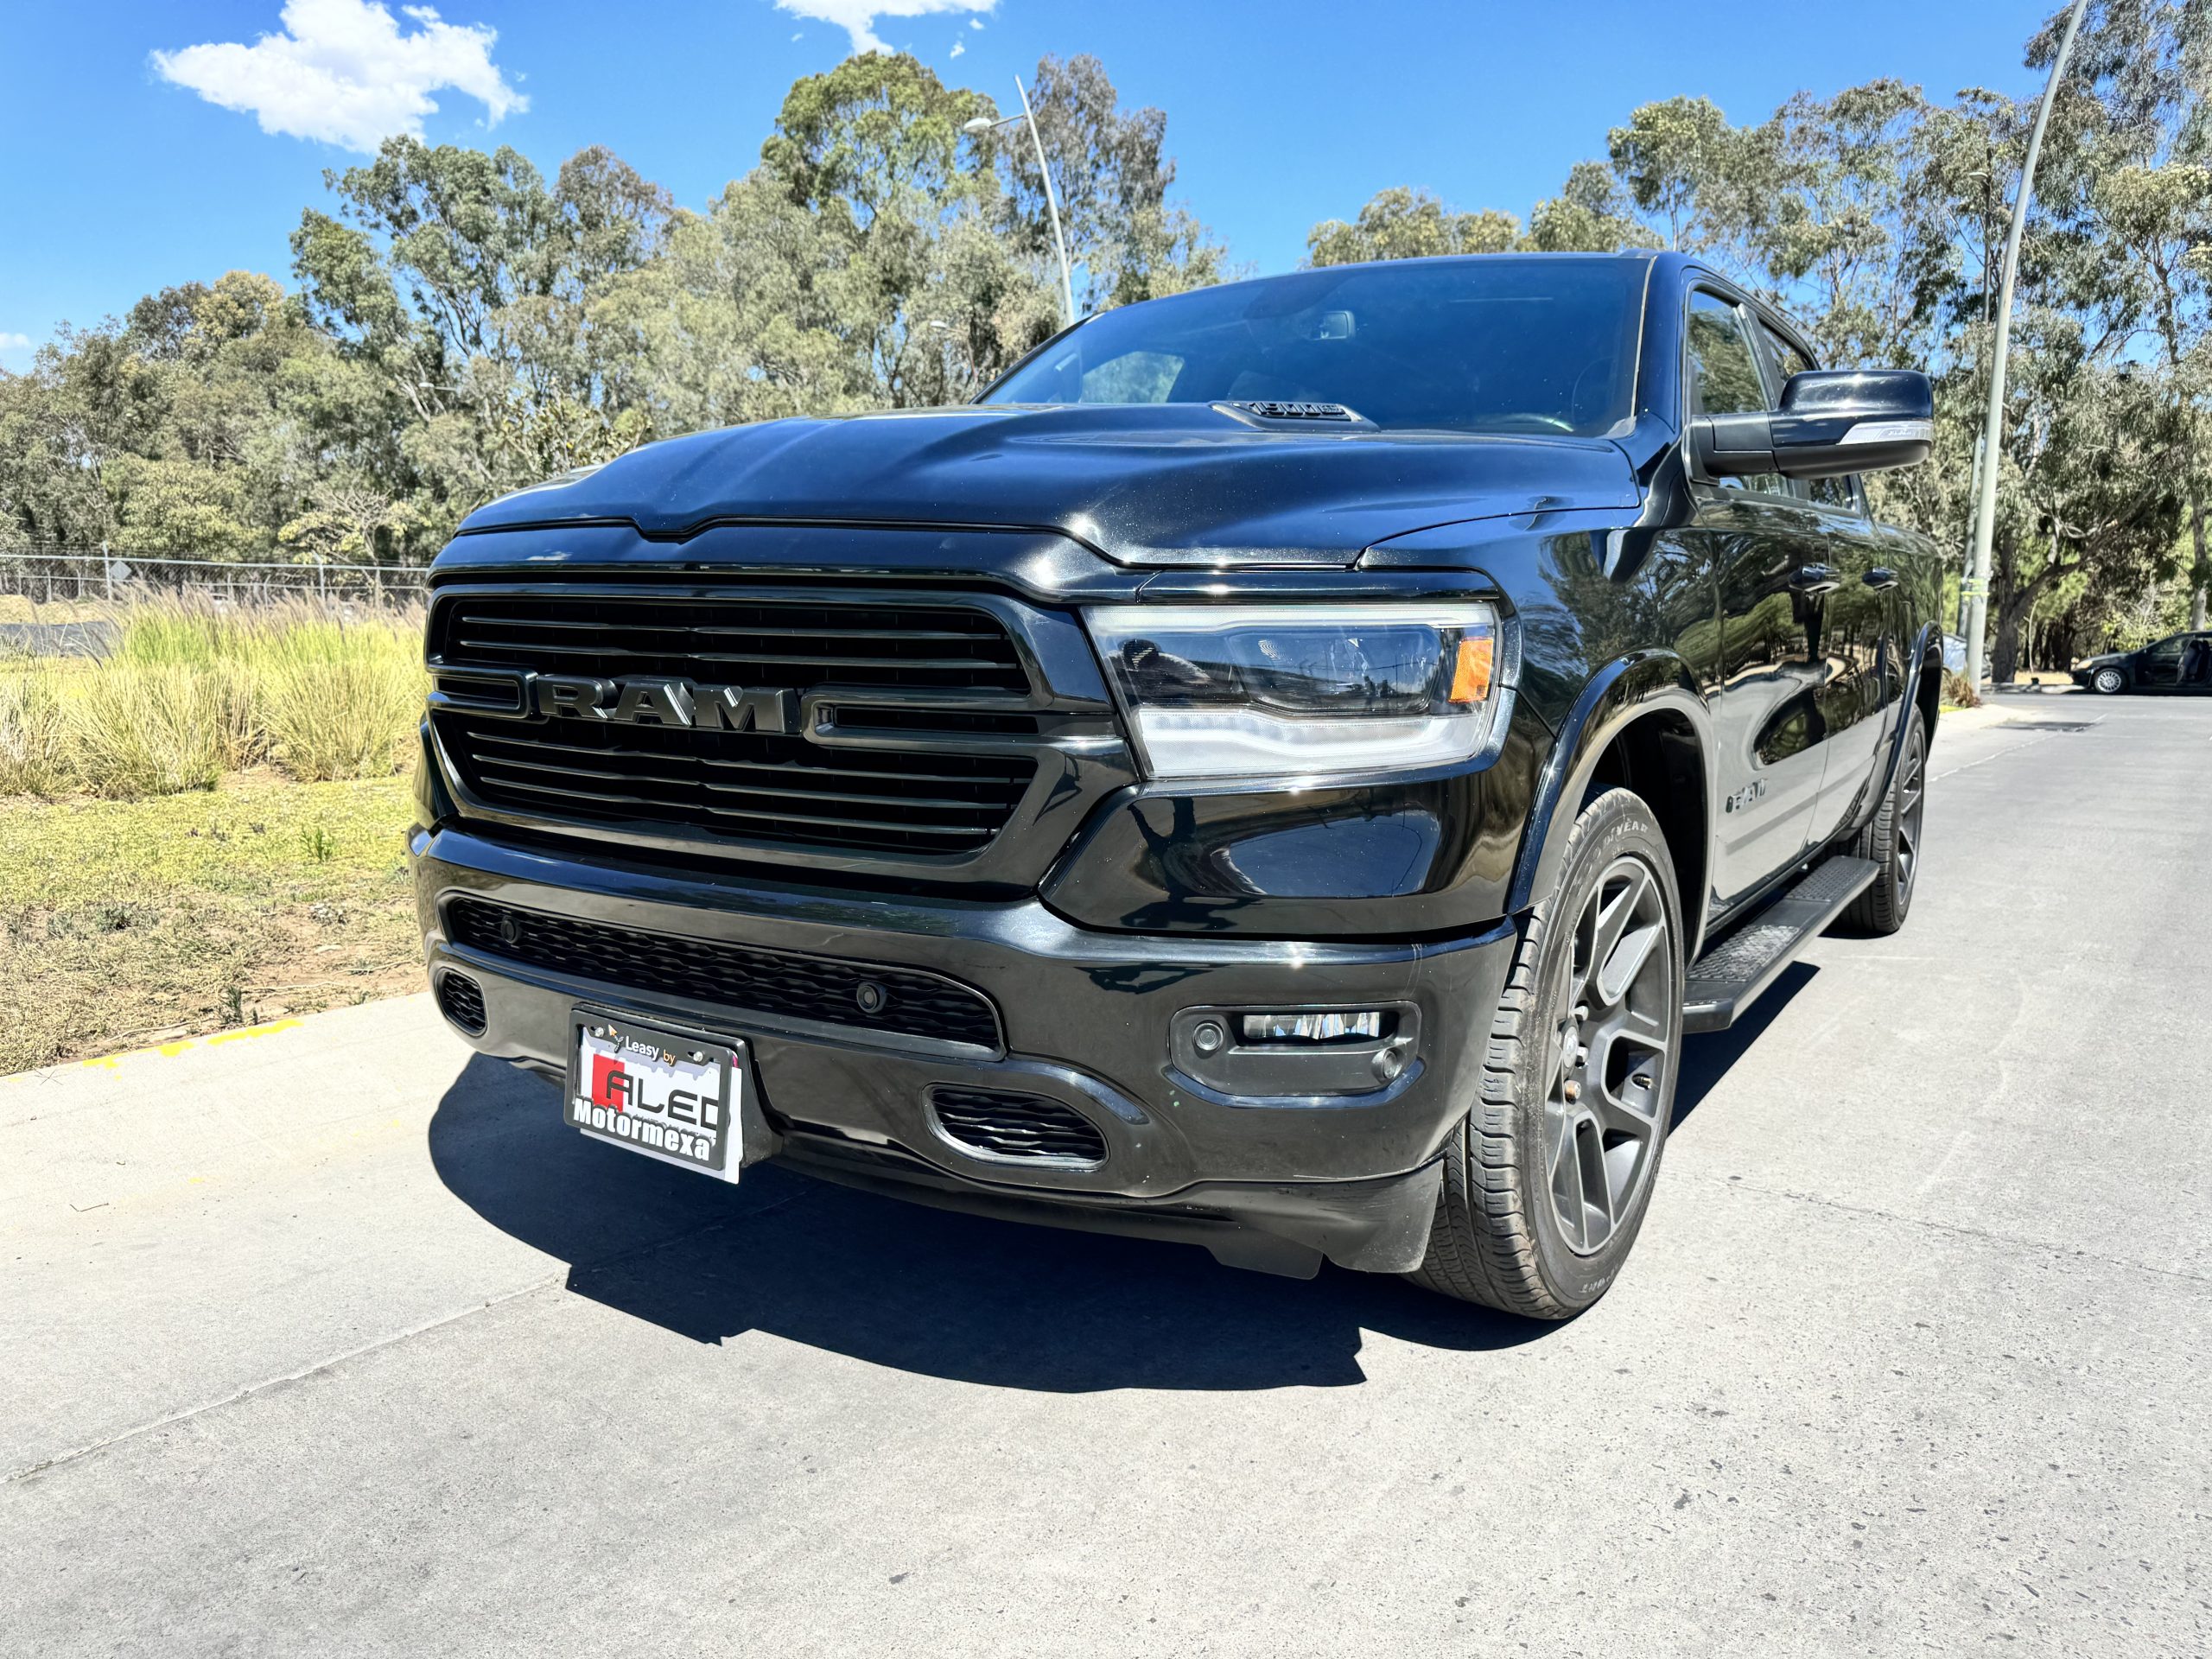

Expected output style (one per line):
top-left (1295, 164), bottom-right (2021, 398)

top-left (1225, 399), bottom-right (1364, 424)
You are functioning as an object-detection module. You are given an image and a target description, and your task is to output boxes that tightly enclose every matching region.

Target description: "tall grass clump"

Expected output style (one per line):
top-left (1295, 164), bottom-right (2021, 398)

top-left (68, 663), bottom-right (236, 796)
top-left (246, 611), bottom-right (423, 781)
top-left (0, 667), bottom-right (73, 797)
top-left (0, 598), bottom-right (426, 801)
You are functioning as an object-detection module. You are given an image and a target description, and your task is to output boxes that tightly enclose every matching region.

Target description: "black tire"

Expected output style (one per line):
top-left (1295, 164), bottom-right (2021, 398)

top-left (1845, 711), bottom-right (1927, 935)
top-left (2090, 666), bottom-right (2127, 695)
top-left (1410, 788), bottom-right (1683, 1319)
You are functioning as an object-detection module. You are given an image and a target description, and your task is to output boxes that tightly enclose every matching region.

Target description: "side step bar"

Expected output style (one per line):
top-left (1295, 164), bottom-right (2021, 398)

top-left (1683, 855), bottom-right (1879, 1033)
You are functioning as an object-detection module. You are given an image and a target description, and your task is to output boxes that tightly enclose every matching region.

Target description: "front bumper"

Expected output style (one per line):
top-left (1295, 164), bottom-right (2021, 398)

top-left (414, 823), bottom-right (1519, 1277)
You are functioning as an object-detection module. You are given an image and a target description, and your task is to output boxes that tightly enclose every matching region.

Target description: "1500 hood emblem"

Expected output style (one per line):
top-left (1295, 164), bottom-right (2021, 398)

top-left (531, 674), bottom-right (796, 733)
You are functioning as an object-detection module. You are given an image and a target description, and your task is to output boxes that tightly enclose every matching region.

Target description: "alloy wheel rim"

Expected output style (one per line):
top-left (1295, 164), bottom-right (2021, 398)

top-left (1540, 855), bottom-right (1676, 1257)
top-left (1897, 728), bottom-right (1927, 898)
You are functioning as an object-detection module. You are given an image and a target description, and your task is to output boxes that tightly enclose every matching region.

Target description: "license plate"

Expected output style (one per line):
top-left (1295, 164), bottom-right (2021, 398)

top-left (566, 1012), bottom-right (741, 1182)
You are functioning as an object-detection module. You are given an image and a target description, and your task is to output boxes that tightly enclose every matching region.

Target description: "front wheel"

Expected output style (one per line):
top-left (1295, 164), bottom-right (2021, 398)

top-left (2092, 666), bottom-right (2127, 695)
top-left (1846, 711), bottom-right (1927, 935)
top-left (1410, 788), bottom-right (1683, 1319)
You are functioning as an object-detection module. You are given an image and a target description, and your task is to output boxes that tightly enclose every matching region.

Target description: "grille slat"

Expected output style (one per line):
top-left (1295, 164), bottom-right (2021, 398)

top-left (456, 639), bottom-right (1020, 673)
top-left (700, 805), bottom-right (995, 837)
top-left (930, 1087), bottom-right (1107, 1165)
top-left (448, 897), bottom-right (1000, 1050)
top-left (698, 780), bottom-right (1007, 812)
top-left (459, 616), bottom-right (1005, 643)
top-left (432, 592), bottom-right (1039, 856)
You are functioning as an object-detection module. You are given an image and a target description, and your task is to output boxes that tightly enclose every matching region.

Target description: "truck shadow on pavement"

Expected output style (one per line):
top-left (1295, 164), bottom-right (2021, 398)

top-left (427, 1055), bottom-right (1551, 1390)
top-left (1670, 961), bottom-right (1818, 1131)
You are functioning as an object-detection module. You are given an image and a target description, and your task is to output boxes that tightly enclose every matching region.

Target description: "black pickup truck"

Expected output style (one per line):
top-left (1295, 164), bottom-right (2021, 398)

top-left (411, 251), bottom-right (1940, 1319)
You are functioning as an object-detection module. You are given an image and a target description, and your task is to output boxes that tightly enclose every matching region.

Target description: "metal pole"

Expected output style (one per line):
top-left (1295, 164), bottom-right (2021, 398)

top-left (1014, 75), bottom-right (1077, 329)
top-left (1965, 0), bottom-right (2088, 692)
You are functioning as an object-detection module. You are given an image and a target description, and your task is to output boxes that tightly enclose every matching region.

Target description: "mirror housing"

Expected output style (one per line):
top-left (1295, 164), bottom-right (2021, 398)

top-left (1695, 368), bottom-right (1934, 480)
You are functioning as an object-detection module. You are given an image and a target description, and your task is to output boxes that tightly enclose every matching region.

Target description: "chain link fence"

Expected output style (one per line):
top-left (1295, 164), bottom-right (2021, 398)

top-left (0, 549), bottom-right (429, 609)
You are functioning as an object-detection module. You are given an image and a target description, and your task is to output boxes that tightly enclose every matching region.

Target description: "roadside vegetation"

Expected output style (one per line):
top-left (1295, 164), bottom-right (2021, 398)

top-left (0, 601), bottom-right (423, 1069)
top-left (0, 600), bottom-right (420, 797)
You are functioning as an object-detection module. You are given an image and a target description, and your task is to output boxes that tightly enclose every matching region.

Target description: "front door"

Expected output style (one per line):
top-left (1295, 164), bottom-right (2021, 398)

top-left (1752, 321), bottom-right (1904, 847)
top-left (1684, 290), bottom-right (1828, 913)
top-left (2139, 632), bottom-right (2212, 691)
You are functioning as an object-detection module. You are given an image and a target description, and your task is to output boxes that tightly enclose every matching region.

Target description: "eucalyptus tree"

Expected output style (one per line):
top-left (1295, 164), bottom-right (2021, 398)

top-left (984, 54), bottom-right (1231, 308)
top-left (290, 137), bottom-right (671, 527)
top-left (1307, 187), bottom-right (1521, 266)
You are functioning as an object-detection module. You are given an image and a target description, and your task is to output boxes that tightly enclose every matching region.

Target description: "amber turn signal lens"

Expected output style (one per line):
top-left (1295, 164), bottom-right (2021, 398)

top-left (1449, 634), bottom-right (1494, 705)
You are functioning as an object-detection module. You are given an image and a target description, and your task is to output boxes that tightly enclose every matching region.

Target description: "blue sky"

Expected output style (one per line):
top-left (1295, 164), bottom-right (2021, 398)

top-left (0, 0), bottom-right (2057, 368)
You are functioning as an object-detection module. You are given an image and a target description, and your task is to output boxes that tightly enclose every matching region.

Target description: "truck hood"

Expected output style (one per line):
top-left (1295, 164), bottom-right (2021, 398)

top-left (456, 403), bottom-right (1643, 567)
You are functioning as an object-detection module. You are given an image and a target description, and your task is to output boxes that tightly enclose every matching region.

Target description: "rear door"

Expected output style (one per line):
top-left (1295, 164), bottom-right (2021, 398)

top-left (1752, 320), bottom-right (1903, 847)
top-left (2188, 634), bottom-right (2212, 691)
top-left (1684, 289), bottom-right (1828, 912)
top-left (2137, 633), bottom-right (2190, 690)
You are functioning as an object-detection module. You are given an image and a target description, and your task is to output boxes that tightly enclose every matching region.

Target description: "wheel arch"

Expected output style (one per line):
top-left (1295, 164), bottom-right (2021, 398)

top-left (1510, 652), bottom-right (1715, 960)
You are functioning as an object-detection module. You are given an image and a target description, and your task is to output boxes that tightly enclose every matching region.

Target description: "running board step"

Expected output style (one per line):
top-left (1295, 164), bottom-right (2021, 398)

top-left (1683, 855), bottom-right (1879, 1033)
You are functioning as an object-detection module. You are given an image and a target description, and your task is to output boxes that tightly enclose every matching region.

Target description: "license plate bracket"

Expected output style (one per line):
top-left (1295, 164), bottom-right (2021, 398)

top-left (566, 1009), bottom-right (743, 1183)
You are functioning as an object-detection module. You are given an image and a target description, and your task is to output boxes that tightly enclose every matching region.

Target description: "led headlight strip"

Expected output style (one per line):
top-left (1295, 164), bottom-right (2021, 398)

top-left (1084, 602), bottom-right (1511, 784)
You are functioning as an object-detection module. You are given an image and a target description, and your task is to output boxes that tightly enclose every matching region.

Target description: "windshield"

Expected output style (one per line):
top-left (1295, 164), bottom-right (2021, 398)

top-left (981, 256), bottom-right (1649, 437)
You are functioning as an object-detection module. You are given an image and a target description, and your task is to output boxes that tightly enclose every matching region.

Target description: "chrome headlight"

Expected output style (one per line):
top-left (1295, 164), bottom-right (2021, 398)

top-left (1084, 602), bottom-right (1510, 784)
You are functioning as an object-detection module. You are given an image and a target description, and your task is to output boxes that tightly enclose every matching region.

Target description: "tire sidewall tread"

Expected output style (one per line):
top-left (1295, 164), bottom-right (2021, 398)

top-left (1411, 787), bottom-right (1684, 1319)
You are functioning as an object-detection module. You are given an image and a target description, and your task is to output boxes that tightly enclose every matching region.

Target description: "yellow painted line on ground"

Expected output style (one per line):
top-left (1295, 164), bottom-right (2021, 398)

top-left (77, 1019), bottom-right (303, 1071)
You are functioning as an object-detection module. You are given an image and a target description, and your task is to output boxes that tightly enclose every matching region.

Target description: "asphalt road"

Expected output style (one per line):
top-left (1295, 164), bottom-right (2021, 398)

top-left (4, 694), bottom-right (2208, 1657)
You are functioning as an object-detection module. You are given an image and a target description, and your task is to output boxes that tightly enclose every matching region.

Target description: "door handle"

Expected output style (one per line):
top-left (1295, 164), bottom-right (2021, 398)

top-left (1789, 563), bottom-right (1842, 594)
top-left (1863, 566), bottom-right (1900, 590)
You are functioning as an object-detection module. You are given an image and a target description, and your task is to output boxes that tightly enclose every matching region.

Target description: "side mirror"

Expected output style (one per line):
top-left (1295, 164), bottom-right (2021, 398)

top-left (1695, 368), bottom-right (1934, 480)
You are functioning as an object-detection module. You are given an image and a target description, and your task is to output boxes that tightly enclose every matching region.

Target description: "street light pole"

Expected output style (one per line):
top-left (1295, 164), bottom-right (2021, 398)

top-left (1964, 0), bottom-right (2089, 692)
top-left (1013, 76), bottom-right (1077, 329)
top-left (966, 86), bottom-right (1077, 330)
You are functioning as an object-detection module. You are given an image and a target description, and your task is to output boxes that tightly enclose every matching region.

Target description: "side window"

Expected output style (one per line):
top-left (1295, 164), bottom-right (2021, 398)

top-left (1685, 292), bottom-right (1786, 497)
top-left (1762, 327), bottom-right (1859, 512)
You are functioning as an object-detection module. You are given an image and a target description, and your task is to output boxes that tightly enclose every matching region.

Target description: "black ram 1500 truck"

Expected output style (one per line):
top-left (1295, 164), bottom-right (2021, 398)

top-left (410, 251), bottom-right (1940, 1319)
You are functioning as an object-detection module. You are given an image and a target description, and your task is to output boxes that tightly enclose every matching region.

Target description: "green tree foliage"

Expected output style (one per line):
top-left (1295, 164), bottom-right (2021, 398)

top-left (1303, 3), bottom-right (2212, 674)
top-left (0, 51), bottom-right (1216, 558)
top-left (1307, 187), bottom-right (1522, 266)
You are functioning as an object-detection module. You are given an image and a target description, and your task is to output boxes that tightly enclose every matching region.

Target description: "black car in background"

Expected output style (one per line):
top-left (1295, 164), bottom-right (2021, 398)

top-left (410, 252), bottom-right (1942, 1319)
top-left (2074, 632), bottom-right (2212, 694)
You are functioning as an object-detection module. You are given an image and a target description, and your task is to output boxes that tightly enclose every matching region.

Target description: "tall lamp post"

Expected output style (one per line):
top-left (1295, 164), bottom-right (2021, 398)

top-left (1964, 0), bottom-right (2089, 691)
top-left (964, 76), bottom-right (1077, 329)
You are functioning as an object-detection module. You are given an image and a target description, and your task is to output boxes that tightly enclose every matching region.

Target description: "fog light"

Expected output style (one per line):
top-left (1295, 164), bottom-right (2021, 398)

top-left (1240, 1010), bottom-right (1384, 1044)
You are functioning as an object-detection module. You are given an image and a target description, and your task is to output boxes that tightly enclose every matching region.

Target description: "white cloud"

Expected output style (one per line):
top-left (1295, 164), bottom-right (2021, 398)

top-left (970, 16), bottom-right (984, 26)
top-left (772, 0), bottom-right (996, 56)
top-left (948, 39), bottom-right (964, 57)
top-left (0, 332), bottom-right (33, 352)
top-left (152, 0), bottom-right (525, 154)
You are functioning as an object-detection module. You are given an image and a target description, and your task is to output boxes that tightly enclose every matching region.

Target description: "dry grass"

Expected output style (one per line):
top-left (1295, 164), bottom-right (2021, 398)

top-left (0, 771), bottom-right (421, 1072)
top-left (0, 599), bottom-right (429, 1071)
top-left (0, 599), bottom-right (423, 800)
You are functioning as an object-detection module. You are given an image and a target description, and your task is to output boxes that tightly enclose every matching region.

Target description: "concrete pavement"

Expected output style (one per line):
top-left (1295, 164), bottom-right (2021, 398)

top-left (3, 696), bottom-right (2208, 1656)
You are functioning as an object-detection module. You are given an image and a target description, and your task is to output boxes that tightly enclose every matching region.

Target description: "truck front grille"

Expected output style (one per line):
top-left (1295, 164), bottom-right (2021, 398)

top-left (447, 896), bottom-right (1001, 1051)
top-left (429, 592), bottom-right (1039, 857)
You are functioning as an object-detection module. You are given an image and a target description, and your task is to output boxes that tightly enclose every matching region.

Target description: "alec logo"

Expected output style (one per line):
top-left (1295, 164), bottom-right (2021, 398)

top-left (573, 1025), bottom-right (728, 1170)
top-left (532, 674), bottom-right (796, 733)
